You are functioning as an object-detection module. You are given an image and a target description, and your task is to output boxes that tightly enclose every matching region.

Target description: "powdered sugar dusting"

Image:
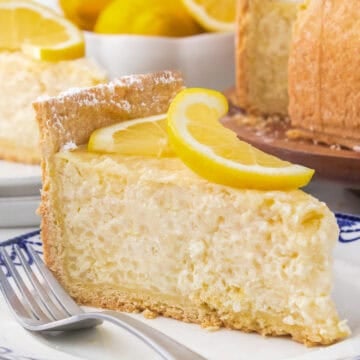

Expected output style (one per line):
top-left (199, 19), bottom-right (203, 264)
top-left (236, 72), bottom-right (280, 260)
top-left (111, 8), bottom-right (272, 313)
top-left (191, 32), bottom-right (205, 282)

top-left (154, 71), bottom-right (177, 85)
top-left (117, 100), bottom-right (131, 112)
top-left (35, 71), bottom-right (179, 106)
top-left (36, 94), bottom-right (51, 102)
top-left (114, 75), bottom-right (144, 86)
top-left (80, 92), bottom-right (99, 107)
top-left (62, 141), bottom-right (77, 151)
top-left (108, 75), bottom-right (145, 92)
top-left (46, 89), bottom-right (132, 114)
top-left (34, 71), bottom-right (181, 152)
top-left (56, 73), bottom-right (147, 99)
top-left (49, 105), bottom-right (66, 132)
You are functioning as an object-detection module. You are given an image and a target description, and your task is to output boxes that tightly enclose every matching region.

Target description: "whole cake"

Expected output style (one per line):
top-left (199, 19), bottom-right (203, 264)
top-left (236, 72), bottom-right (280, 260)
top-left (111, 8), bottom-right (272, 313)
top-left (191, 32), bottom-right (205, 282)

top-left (33, 71), bottom-right (350, 346)
top-left (289, 0), bottom-right (360, 143)
top-left (236, 0), bottom-right (360, 146)
top-left (236, 0), bottom-right (302, 115)
top-left (0, 51), bottom-right (106, 164)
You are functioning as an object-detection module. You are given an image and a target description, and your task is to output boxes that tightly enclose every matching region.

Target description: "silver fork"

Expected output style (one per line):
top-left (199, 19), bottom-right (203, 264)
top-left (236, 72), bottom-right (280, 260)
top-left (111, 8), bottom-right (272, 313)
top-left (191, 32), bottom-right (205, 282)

top-left (0, 244), bottom-right (206, 360)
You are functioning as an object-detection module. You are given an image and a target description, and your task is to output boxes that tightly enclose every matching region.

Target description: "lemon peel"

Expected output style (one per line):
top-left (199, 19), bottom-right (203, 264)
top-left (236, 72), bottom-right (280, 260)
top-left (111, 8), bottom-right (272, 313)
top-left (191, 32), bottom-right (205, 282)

top-left (167, 88), bottom-right (314, 190)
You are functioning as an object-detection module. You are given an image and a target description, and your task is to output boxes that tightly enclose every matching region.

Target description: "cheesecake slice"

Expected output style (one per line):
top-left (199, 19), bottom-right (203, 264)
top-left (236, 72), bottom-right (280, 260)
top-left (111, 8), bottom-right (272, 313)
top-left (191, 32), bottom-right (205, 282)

top-left (0, 51), bottom-right (106, 164)
top-left (33, 71), bottom-right (350, 346)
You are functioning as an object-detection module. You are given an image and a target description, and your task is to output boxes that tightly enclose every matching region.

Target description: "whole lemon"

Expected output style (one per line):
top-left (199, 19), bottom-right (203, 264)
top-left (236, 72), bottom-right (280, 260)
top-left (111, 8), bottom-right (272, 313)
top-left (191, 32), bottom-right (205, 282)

top-left (94, 0), bottom-right (202, 37)
top-left (59, 0), bottom-right (113, 31)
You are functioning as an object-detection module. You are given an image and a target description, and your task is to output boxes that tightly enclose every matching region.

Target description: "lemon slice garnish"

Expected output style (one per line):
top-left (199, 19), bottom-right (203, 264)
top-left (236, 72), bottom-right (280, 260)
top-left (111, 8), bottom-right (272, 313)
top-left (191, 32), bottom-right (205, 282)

top-left (167, 88), bottom-right (314, 189)
top-left (181, 0), bottom-right (236, 32)
top-left (0, 0), bottom-right (84, 61)
top-left (88, 114), bottom-right (175, 157)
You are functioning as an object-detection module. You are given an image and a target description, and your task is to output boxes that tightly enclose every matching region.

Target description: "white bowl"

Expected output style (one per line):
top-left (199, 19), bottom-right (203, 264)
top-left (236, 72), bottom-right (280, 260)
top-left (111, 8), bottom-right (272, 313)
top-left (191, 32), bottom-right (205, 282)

top-left (85, 32), bottom-right (235, 91)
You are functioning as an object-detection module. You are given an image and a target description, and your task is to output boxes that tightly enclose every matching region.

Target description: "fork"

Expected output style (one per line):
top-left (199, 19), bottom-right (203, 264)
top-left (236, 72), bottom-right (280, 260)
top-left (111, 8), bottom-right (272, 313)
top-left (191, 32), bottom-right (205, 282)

top-left (0, 244), bottom-right (206, 360)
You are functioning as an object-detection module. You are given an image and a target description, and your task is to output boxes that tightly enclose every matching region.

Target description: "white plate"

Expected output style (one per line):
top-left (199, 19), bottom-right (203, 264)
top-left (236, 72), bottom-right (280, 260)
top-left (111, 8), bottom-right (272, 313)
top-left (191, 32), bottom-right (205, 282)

top-left (0, 161), bottom-right (41, 197)
top-left (0, 214), bottom-right (360, 360)
top-left (0, 196), bottom-right (40, 227)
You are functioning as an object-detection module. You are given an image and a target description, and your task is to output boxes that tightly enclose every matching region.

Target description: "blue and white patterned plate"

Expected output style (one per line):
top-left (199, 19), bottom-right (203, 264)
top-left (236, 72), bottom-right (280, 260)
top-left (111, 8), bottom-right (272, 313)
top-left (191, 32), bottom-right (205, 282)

top-left (0, 213), bottom-right (360, 360)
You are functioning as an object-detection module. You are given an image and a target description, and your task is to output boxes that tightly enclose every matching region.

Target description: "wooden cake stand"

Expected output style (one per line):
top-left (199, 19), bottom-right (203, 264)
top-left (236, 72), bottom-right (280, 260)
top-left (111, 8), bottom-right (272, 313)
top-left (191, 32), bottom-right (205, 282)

top-left (222, 90), bottom-right (360, 188)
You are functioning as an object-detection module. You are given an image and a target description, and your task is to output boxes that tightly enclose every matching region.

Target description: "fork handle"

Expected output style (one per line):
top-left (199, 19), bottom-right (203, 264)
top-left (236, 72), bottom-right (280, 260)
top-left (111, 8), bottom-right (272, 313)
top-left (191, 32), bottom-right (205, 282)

top-left (84, 310), bottom-right (206, 360)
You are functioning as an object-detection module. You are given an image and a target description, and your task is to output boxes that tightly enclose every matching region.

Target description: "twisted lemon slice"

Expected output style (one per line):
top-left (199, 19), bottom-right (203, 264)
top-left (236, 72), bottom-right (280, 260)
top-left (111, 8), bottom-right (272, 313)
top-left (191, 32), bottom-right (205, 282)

top-left (167, 88), bottom-right (314, 189)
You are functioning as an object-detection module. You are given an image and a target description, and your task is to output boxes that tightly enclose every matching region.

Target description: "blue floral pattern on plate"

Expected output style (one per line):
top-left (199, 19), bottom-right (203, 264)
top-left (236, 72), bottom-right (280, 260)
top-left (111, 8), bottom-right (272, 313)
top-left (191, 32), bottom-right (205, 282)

top-left (336, 213), bottom-right (360, 243)
top-left (0, 346), bottom-right (42, 360)
top-left (0, 230), bottom-right (41, 276)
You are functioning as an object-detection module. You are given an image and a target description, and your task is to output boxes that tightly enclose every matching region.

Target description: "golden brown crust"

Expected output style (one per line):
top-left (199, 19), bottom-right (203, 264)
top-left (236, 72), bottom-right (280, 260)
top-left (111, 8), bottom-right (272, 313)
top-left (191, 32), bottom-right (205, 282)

top-left (0, 138), bottom-right (40, 164)
top-left (55, 280), bottom-right (345, 346)
top-left (33, 71), bottom-right (184, 159)
top-left (289, 0), bottom-right (360, 141)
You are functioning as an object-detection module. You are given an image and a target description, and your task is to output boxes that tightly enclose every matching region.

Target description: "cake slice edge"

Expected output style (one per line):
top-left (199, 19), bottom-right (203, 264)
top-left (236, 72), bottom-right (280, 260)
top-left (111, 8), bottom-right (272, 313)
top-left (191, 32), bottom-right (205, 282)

top-left (33, 70), bottom-right (184, 276)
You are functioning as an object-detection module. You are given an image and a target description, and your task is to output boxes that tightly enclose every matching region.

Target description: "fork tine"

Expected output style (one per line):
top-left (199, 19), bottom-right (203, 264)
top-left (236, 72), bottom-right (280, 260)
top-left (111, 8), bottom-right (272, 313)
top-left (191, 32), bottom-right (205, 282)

top-left (27, 245), bottom-right (81, 316)
top-left (0, 248), bottom-right (50, 322)
top-left (14, 245), bottom-right (68, 321)
top-left (0, 263), bottom-right (33, 321)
